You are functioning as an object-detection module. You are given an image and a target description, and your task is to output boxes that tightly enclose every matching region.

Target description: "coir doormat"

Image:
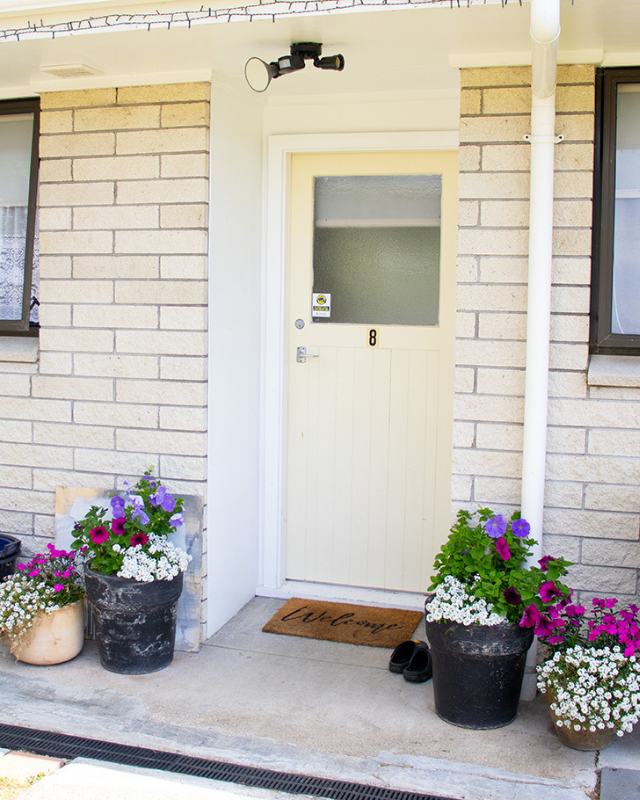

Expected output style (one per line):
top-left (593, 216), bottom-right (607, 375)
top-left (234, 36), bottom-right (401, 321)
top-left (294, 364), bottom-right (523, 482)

top-left (262, 598), bottom-right (423, 648)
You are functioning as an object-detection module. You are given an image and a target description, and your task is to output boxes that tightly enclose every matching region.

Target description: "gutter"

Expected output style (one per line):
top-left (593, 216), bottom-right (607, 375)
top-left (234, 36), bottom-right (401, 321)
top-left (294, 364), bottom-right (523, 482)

top-left (520, 0), bottom-right (562, 700)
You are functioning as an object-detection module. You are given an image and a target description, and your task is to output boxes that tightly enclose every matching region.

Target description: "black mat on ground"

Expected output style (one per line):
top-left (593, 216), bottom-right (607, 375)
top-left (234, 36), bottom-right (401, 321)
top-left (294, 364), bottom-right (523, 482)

top-left (0, 723), bottom-right (459, 800)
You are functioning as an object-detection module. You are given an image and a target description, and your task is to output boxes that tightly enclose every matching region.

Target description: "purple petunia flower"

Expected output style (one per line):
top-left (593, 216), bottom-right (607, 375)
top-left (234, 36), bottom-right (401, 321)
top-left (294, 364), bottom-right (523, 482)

top-left (111, 496), bottom-right (126, 516)
top-left (495, 536), bottom-right (511, 561)
top-left (538, 555), bottom-right (556, 572)
top-left (90, 525), bottom-right (109, 545)
top-left (129, 494), bottom-right (144, 510)
top-left (511, 518), bottom-right (531, 538)
top-left (519, 604), bottom-right (541, 627)
top-left (539, 580), bottom-right (563, 604)
top-left (111, 516), bottom-right (126, 536)
top-left (170, 512), bottom-right (184, 528)
top-left (485, 514), bottom-right (507, 538)
top-left (131, 532), bottom-right (149, 547)
top-left (150, 486), bottom-right (176, 513)
top-left (132, 508), bottom-right (149, 526)
top-left (504, 587), bottom-right (522, 606)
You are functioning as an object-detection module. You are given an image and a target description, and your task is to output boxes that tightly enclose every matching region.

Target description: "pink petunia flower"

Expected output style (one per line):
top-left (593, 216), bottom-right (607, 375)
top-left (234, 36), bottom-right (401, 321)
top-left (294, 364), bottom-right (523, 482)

top-left (53, 583), bottom-right (64, 592)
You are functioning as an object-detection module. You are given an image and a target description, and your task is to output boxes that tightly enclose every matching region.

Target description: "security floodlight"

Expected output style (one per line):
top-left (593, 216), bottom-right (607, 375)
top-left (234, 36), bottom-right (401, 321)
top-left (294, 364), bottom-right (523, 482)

top-left (245, 42), bottom-right (344, 93)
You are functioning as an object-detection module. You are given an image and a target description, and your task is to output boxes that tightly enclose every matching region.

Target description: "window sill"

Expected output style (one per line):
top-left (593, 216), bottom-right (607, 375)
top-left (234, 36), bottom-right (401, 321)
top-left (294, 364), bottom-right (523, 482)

top-left (0, 336), bottom-right (38, 364)
top-left (587, 354), bottom-right (640, 388)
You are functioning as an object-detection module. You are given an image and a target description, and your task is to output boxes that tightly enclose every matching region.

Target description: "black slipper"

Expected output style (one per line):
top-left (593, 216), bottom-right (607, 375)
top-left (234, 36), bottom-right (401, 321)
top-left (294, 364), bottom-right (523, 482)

top-left (403, 642), bottom-right (432, 683)
top-left (389, 639), bottom-right (422, 673)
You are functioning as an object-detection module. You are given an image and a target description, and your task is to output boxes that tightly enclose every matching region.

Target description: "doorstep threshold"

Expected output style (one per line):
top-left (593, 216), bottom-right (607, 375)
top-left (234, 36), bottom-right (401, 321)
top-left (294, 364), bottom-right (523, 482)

top-left (0, 724), bottom-right (457, 800)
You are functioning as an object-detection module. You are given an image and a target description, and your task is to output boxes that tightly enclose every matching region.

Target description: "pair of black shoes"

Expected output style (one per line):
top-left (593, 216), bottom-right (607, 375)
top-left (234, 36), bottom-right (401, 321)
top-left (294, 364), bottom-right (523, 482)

top-left (389, 639), bottom-right (432, 683)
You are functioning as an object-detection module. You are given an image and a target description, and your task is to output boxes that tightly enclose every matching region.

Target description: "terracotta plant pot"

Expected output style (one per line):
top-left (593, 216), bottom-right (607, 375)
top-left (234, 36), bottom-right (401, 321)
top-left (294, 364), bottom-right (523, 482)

top-left (10, 599), bottom-right (85, 665)
top-left (546, 688), bottom-right (616, 751)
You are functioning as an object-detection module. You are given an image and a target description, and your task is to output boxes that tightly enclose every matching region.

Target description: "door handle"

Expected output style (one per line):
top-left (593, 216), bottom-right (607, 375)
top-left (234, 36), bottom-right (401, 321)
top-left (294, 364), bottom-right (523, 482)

top-left (296, 346), bottom-right (320, 364)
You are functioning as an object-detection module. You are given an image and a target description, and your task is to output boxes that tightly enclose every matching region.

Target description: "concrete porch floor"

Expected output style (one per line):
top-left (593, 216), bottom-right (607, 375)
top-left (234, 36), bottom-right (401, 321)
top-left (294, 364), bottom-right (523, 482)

top-left (1, 596), bottom-right (638, 800)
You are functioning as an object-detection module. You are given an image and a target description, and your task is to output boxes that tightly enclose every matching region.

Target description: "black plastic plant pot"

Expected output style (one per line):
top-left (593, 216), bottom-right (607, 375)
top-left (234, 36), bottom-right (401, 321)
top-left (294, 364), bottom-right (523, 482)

top-left (425, 618), bottom-right (534, 729)
top-left (0, 534), bottom-right (21, 579)
top-left (84, 567), bottom-right (183, 675)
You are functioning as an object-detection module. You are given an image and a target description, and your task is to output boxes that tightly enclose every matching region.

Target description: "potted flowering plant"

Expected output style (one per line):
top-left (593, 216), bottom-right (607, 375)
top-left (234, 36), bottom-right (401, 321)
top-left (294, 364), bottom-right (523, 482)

top-left (72, 470), bottom-right (191, 675)
top-left (536, 596), bottom-right (640, 750)
top-left (0, 544), bottom-right (85, 664)
top-left (424, 507), bottom-right (571, 729)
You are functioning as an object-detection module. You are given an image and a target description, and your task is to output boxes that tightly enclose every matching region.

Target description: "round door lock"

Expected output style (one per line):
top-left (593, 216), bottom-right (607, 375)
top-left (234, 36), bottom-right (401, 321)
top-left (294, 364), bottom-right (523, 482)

top-left (295, 319), bottom-right (305, 329)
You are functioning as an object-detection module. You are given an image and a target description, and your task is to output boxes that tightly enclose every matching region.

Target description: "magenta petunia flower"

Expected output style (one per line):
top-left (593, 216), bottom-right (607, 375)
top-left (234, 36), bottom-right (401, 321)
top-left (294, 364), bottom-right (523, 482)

top-left (604, 598), bottom-right (618, 609)
top-left (539, 580), bottom-right (563, 603)
top-left (16, 564), bottom-right (25, 571)
top-left (534, 614), bottom-right (555, 637)
top-left (28, 569), bottom-right (39, 577)
top-left (131, 532), bottom-right (149, 547)
top-left (538, 555), bottom-right (556, 572)
top-left (495, 536), bottom-right (511, 561)
top-left (511, 518), bottom-right (531, 538)
top-left (90, 525), bottom-right (109, 544)
top-left (485, 514), bottom-right (507, 538)
top-left (504, 587), bottom-right (522, 606)
top-left (53, 583), bottom-right (64, 592)
top-left (111, 516), bottom-right (126, 536)
top-left (519, 604), bottom-right (541, 627)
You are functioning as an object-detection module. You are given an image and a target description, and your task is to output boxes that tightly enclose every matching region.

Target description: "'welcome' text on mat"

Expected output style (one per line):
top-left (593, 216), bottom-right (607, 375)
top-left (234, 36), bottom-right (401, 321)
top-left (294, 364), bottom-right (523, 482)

top-left (262, 598), bottom-right (423, 648)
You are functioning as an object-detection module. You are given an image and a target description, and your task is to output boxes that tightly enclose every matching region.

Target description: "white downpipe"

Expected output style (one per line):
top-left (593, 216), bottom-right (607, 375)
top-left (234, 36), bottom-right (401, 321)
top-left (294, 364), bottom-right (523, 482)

top-left (520, 0), bottom-right (561, 701)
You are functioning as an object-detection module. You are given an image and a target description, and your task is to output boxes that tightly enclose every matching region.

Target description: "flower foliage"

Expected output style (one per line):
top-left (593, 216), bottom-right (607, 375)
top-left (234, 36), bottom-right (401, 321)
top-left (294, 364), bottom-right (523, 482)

top-left (427, 508), bottom-right (571, 625)
top-left (0, 544), bottom-right (84, 640)
top-left (538, 645), bottom-right (640, 737)
top-left (71, 469), bottom-right (190, 582)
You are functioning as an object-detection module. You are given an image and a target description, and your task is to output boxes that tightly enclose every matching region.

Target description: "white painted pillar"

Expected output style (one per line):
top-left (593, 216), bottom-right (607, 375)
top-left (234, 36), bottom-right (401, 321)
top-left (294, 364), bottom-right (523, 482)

top-left (520, 0), bottom-right (561, 700)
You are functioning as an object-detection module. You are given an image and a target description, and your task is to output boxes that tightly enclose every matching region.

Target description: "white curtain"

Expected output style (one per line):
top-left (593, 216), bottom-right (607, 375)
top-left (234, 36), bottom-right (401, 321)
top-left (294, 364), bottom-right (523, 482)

top-left (0, 206), bottom-right (38, 324)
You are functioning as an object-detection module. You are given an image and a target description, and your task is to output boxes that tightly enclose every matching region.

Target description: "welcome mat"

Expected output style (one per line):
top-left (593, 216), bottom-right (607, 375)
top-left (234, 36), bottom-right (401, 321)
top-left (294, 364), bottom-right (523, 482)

top-left (262, 598), bottom-right (423, 648)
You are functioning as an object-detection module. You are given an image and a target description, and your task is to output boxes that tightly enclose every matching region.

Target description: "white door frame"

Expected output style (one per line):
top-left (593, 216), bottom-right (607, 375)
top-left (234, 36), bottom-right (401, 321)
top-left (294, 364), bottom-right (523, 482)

top-left (257, 131), bottom-right (459, 600)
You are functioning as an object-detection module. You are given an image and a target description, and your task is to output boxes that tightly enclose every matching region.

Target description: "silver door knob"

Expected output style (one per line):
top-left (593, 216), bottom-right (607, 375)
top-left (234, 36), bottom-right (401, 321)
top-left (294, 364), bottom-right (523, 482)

top-left (296, 346), bottom-right (320, 364)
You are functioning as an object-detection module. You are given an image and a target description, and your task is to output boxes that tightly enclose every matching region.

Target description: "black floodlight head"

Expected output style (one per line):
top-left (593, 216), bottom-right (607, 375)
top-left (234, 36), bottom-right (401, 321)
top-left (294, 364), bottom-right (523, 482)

top-left (245, 42), bottom-right (345, 93)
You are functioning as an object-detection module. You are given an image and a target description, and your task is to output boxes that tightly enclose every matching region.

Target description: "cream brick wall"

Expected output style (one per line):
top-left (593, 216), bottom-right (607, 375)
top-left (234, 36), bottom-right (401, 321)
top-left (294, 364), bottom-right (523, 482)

top-left (454, 65), bottom-right (640, 603)
top-left (0, 82), bottom-right (209, 632)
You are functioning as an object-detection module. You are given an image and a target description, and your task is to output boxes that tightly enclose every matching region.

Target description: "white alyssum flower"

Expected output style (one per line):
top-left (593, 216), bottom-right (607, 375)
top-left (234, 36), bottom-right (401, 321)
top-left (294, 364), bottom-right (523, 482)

top-left (0, 574), bottom-right (61, 637)
top-left (538, 645), bottom-right (640, 737)
top-left (117, 534), bottom-right (191, 582)
top-left (425, 575), bottom-right (507, 626)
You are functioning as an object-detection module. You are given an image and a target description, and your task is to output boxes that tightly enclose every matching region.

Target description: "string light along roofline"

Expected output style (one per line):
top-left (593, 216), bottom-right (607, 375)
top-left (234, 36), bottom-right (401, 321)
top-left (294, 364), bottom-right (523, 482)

top-left (0, 0), bottom-right (524, 43)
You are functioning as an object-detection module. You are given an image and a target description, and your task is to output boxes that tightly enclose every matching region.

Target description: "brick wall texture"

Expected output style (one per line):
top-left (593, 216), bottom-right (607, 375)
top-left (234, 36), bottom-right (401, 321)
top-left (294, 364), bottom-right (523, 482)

top-left (0, 83), bottom-right (209, 622)
top-left (454, 65), bottom-right (640, 604)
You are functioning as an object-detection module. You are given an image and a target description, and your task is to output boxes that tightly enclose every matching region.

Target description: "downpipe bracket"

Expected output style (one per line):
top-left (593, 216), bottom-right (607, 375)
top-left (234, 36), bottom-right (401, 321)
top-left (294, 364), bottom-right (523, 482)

top-left (523, 133), bottom-right (564, 144)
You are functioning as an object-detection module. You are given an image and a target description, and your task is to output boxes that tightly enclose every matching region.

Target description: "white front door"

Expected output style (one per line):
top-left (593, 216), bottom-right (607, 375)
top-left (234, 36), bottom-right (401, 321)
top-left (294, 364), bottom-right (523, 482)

top-left (286, 151), bottom-right (457, 593)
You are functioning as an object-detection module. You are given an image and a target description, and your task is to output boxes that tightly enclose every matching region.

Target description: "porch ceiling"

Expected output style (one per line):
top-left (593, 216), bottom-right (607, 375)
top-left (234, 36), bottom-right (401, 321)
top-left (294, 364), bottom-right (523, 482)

top-left (0, 0), bottom-right (637, 100)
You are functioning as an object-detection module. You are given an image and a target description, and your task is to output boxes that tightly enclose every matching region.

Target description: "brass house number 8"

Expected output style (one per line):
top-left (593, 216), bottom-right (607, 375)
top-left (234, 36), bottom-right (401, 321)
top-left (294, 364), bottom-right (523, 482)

top-left (368, 329), bottom-right (379, 348)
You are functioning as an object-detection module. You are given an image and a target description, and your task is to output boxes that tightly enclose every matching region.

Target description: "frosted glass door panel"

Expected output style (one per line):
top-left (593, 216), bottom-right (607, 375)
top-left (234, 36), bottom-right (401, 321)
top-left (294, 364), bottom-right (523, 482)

top-left (312, 175), bottom-right (441, 326)
top-left (612, 85), bottom-right (640, 335)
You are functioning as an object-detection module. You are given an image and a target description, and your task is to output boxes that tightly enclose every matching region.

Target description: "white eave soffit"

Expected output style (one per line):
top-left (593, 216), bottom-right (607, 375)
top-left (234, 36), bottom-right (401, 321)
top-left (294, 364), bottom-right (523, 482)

top-left (0, 0), bottom-right (515, 43)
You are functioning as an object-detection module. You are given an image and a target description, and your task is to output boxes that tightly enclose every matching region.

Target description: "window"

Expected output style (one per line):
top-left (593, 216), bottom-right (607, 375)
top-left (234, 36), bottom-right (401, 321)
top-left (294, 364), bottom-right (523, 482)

top-left (0, 98), bottom-right (39, 336)
top-left (591, 68), bottom-right (640, 355)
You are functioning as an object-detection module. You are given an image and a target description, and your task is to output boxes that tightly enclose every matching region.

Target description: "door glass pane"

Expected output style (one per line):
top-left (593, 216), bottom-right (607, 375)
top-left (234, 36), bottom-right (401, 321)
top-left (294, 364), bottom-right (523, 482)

top-left (312, 174), bottom-right (441, 325)
top-left (0, 113), bottom-right (34, 322)
top-left (612, 85), bottom-right (640, 335)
